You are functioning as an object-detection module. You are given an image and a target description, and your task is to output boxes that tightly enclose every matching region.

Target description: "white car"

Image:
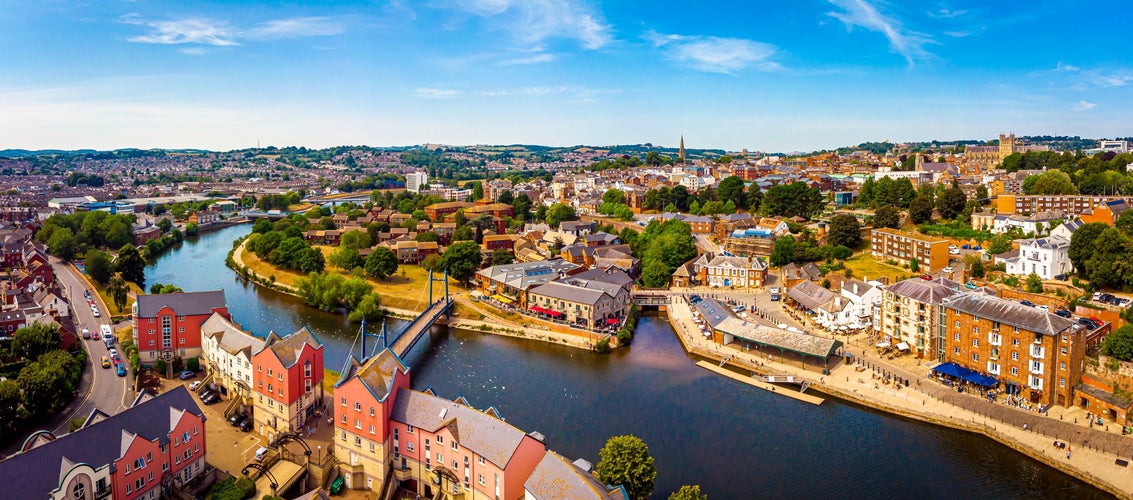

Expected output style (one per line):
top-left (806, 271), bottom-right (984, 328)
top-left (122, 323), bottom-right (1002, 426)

top-left (949, 248), bottom-right (960, 255)
top-left (943, 267), bottom-right (954, 274)
top-left (189, 381), bottom-right (202, 391)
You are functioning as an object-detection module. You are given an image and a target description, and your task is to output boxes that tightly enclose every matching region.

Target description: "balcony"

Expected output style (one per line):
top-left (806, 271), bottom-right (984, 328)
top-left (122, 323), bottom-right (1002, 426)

top-left (1031, 346), bottom-right (1045, 358)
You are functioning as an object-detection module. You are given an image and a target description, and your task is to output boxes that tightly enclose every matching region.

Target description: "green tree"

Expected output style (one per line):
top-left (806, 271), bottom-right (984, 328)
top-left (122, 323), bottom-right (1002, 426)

top-left (12, 323), bottom-right (61, 361)
top-left (770, 236), bottom-right (796, 267)
top-left (415, 231), bottom-right (440, 243)
top-left (715, 176), bottom-right (746, 209)
top-left (871, 205), bottom-right (901, 229)
top-left (440, 241), bottom-right (482, 284)
top-left (156, 218), bottom-right (173, 233)
top-left (340, 230), bottom-right (371, 250)
top-left (602, 189), bottom-right (626, 205)
top-left (1085, 228), bottom-right (1133, 288)
top-left (85, 249), bottom-right (115, 285)
top-left (115, 244), bottom-right (147, 287)
top-left (936, 187), bottom-right (968, 220)
top-left (545, 203), bottom-right (577, 228)
top-left (364, 247), bottom-right (398, 279)
top-left (185, 222), bottom-right (199, 237)
top-left (348, 293), bottom-right (383, 323)
top-left (497, 191), bottom-right (514, 205)
top-left (1025, 170), bottom-right (1078, 195)
top-left (421, 253), bottom-right (443, 272)
top-left (669, 485), bottom-right (708, 500)
top-left (328, 247), bottom-right (364, 271)
top-left (909, 258), bottom-right (919, 273)
top-left (826, 214), bottom-right (862, 248)
top-left (1069, 222), bottom-right (1110, 276)
top-left (759, 182), bottom-right (822, 219)
top-left (596, 435), bottom-right (657, 500)
top-left (252, 218), bottom-right (273, 234)
top-left (1025, 273), bottom-right (1044, 293)
top-left (908, 195), bottom-right (934, 224)
top-left (46, 226), bottom-right (78, 260)
top-left (963, 254), bottom-right (985, 278)
top-left (986, 234), bottom-right (1013, 255)
top-left (491, 248), bottom-right (514, 265)
top-left (1101, 325), bottom-right (1133, 361)
top-left (471, 181), bottom-right (484, 201)
top-left (107, 274), bottom-right (129, 311)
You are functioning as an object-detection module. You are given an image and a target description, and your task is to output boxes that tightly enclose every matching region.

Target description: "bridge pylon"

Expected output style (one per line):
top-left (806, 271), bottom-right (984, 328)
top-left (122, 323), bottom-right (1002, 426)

top-left (427, 269), bottom-right (452, 316)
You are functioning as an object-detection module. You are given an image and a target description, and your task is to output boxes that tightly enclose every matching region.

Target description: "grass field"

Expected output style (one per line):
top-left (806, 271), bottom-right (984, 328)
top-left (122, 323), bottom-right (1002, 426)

top-left (240, 244), bottom-right (464, 313)
top-left (843, 252), bottom-right (914, 283)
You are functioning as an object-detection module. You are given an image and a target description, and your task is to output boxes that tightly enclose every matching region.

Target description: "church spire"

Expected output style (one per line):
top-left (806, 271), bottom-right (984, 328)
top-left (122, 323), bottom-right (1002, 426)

top-left (678, 135), bottom-right (686, 163)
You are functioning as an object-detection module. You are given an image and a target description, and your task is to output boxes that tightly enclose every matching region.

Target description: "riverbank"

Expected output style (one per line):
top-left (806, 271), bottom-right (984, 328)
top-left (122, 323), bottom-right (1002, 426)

top-left (228, 237), bottom-right (602, 352)
top-left (665, 297), bottom-right (1133, 499)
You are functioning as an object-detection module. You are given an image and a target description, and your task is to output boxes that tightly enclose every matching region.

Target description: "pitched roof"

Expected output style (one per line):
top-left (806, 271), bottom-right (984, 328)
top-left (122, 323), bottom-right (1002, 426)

top-left (942, 293), bottom-right (1078, 337)
top-left (390, 388), bottom-right (535, 469)
top-left (787, 280), bottom-right (845, 313)
top-left (201, 312), bottom-right (264, 358)
top-left (476, 260), bottom-right (580, 290)
top-left (528, 281), bottom-right (608, 306)
top-left (884, 278), bottom-right (961, 305)
top-left (525, 451), bottom-right (629, 500)
top-left (0, 387), bottom-right (203, 500)
top-left (334, 348), bottom-right (409, 403)
top-left (134, 290), bottom-right (226, 318)
top-left (262, 326), bottom-right (322, 368)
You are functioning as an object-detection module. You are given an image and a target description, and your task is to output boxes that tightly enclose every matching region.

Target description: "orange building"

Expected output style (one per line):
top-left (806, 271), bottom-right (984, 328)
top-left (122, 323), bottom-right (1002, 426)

top-left (870, 228), bottom-right (950, 272)
top-left (252, 327), bottom-right (325, 438)
top-left (995, 194), bottom-right (1123, 217)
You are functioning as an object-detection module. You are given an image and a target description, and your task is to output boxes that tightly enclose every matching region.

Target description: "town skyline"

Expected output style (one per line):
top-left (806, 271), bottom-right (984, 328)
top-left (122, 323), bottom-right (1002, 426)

top-left (2, 0), bottom-right (1131, 151)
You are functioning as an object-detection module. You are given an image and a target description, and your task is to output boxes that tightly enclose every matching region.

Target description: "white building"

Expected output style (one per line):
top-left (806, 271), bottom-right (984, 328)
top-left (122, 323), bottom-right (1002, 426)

top-left (840, 278), bottom-right (884, 329)
top-left (405, 171), bottom-right (428, 193)
top-left (200, 312), bottom-right (264, 405)
top-left (999, 236), bottom-right (1072, 280)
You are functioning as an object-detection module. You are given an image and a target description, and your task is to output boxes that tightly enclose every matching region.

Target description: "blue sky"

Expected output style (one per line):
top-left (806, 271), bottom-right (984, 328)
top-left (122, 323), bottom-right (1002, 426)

top-left (1, 0), bottom-right (1130, 152)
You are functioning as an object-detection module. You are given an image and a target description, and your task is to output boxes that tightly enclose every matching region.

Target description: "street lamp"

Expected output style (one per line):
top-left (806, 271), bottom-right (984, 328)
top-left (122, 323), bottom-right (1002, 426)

top-left (317, 445), bottom-right (321, 463)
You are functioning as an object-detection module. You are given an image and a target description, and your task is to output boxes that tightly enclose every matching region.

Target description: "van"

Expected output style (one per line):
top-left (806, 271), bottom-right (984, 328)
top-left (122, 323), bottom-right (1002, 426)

top-left (254, 447), bottom-right (269, 462)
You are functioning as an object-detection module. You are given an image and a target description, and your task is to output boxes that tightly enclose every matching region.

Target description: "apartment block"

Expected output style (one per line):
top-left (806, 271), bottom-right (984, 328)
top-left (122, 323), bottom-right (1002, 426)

top-left (870, 228), bottom-right (950, 272)
top-left (995, 194), bottom-right (1124, 217)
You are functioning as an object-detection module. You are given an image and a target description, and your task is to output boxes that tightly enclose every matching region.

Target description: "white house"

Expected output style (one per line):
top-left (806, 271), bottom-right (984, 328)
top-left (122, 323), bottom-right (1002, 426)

top-left (840, 278), bottom-right (884, 329)
top-left (200, 312), bottom-right (264, 405)
top-left (999, 236), bottom-right (1072, 280)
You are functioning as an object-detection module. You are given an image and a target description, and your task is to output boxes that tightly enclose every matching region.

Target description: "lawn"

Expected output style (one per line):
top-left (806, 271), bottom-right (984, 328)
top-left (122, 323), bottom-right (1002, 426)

top-left (240, 244), bottom-right (464, 313)
top-left (843, 252), bottom-right (914, 283)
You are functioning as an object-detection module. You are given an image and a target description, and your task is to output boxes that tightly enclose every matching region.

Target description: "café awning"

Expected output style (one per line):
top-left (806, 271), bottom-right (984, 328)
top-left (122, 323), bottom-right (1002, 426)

top-left (896, 342), bottom-right (910, 351)
top-left (606, 318), bottom-right (620, 325)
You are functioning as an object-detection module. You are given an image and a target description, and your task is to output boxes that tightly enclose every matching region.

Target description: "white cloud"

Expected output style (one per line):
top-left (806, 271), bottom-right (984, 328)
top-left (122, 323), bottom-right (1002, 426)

top-left (1054, 61), bottom-right (1080, 72)
top-left (646, 31), bottom-right (778, 74)
top-left (1073, 100), bottom-right (1097, 111)
top-left (943, 31), bottom-right (970, 38)
top-left (126, 17), bottom-right (239, 46)
top-left (414, 88), bottom-right (464, 99)
top-left (247, 17), bottom-right (345, 39)
top-left (124, 15), bottom-right (345, 47)
top-left (1088, 71), bottom-right (1133, 88)
top-left (827, 0), bottom-right (934, 65)
top-left (928, 8), bottom-right (967, 19)
top-left (497, 53), bottom-right (556, 65)
top-left (452, 0), bottom-right (612, 50)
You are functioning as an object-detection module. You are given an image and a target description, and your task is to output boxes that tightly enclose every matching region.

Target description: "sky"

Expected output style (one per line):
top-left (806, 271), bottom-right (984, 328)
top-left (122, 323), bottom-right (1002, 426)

top-left (1, 0), bottom-right (1130, 152)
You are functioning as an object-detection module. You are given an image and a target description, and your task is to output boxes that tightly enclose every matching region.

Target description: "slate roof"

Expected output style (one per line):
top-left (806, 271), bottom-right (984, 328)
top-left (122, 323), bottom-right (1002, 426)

top-left (690, 297), bottom-right (734, 328)
top-left (787, 280), bottom-right (846, 313)
top-left (134, 290), bottom-right (226, 318)
top-left (0, 387), bottom-right (203, 500)
top-left (201, 312), bottom-right (264, 357)
top-left (524, 451), bottom-right (628, 500)
top-left (714, 317), bottom-right (842, 358)
top-left (263, 326), bottom-right (322, 368)
top-left (942, 293), bottom-right (1078, 337)
top-left (389, 388), bottom-right (531, 469)
top-left (884, 278), bottom-right (960, 305)
top-left (528, 281), bottom-right (608, 306)
top-left (334, 349), bottom-right (409, 403)
top-left (476, 260), bottom-right (580, 290)
top-left (841, 279), bottom-right (874, 298)
top-left (569, 268), bottom-right (635, 288)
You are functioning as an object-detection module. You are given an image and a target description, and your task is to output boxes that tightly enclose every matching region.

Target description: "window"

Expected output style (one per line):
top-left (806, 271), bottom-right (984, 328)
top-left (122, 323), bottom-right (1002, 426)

top-left (183, 431), bottom-right (191, 443)
top-left (341, 415), bottom-right (346, 424)
top-left (369, 407), bottom-right (375, 416)
top-left (437, 453), bottom-right (443, 464)
top-left (1011, 367), bottom-right (1019, 375)
top-left (954, 333), bottom-right (960, 341)
top-left (407, 425), bottom-right (414, 434)
top-left (258, 365), bottom-right (262, 372)
top-left (478, 474), bottom-right (485, 486)
top-left (1012, 338), bottom-right (1019, 346)
top-left (954, 321), bottom-right (960, 328)
top-left (437, 435), bottom-right (444, 445)
top-left (162, 462), bottom-right (168, 472)
top-left (355, 402), bottom-right (361, 412)
top-left (452, 441), bottom-right (458, 451)
top-left (972, 339), bottom-right (979, 347)
top-left (953, 347), bottom-right (960, 355)
top-left (369, 425), bottom-right (375, 435)
top-left (355, 419), bottom-right (361, 430)
top-left (305, 361), bottom-right (312, 377)
top-left (341, 397), bottom-right (346, 406)
top-left (355, 437), bottom-right (361, 446)
top-left (1060, 362), bottom-right (1067, 370)
top-left (1061, 346), bottom-right (1067, 355)
top-left (72, 483), bottom-right (85, 499)
top-left (407, 443), bottom-right (415, 452)
top-left (478, 456), bottom-right (484, 465)
top-left (1011, 351), bottom-right (1019, 360)
top-left (267, 368), bottom-right (273, 377)
top-left (972, 353), bottom-right (979, 362)
top-left (1060, 377), bottom-right (1066, 387)
top-left (370, 441), bottom-right (376, 452)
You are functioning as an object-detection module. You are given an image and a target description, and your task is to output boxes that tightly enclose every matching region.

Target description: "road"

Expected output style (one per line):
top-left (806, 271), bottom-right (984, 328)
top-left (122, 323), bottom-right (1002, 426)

top-left (48, 257), bottom-right (132, 431)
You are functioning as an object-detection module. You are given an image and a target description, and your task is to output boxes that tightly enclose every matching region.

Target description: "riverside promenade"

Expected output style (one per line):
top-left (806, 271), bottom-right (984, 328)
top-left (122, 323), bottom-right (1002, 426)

top-left (666, 296), bottom-right (1133, 499)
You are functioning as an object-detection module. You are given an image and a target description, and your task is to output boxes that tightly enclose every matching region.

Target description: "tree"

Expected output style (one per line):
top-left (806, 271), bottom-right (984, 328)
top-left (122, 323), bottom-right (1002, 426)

top-left (909, 258), bottom-right (919, 272)
top-left (491, 248), bottom-right (514, 265)
top-left (545, 203), bottom-right (577, 228)
top-left (156, 218), bottom-right (173, 233)
top-left (85, 249), bottom-right (115, 285)
top-left (936, 187), bottom-right (967, 220)
top-left (329, 247), bottom-right (364, 271)
top-left (1069, 222), bottom-right (1110, 276)
top-left (252, 218), bottom-right (273, 234)
top-left (963, 254), bottom-right (985, 278)
top-left (364, 247), bottom-right (398, 279)
top-left (872, 205), bottom-right (901, 229)
top-left (340, 230), bottom-right (371, 250)
top-left (669, 485), bottom-right (708, 500)
top-left (908, 195), bottom-right (934, 224)
top-left (1025, 273), bottom-right (1044, 293)
top-left (497, 191), bottom-right (514, 205)
top-left (421, 253), bottom-right (443, 272)
top-left (12, 323), bottom-right (61, 361)
top-left (107, 274), bottom-right (129, 311)
top-left (348, 293), bottom-right (383, 323)
top-left (185, 222), bottom-right (199, 237)
top-left (770, 236), bottom-right (796, 267)
top-left (440, 241), bottom-right (482, 284)
top-left (471, 181), bottom-right (484, 201)
top-left (602, 189), bottom-right (626, 205)
top-left (1025, 170), bottom-right (1078, 195)
top-left (1101, 325), bottom-right (1133, 361)
top-left (760, 182), bottom-right (822, 219)
top-left (116, 244), bottom-right (147, 287)
top-left (1085, 228), bottom-right (1133, 288)
top-left (975, 184), bottom-right (989, 201)
top-left (415, 231), bottom-right (440, 243)
top-left (826, 214), bottom-right (862, 248)
top-left (716, 176), bottom-right (746, 209)
top-left (46, 227), bottom-right (78, 260)
top-left (986, 234), bottom-right (1013, 255)
top-left (596, 435), bottom-right (656, 500)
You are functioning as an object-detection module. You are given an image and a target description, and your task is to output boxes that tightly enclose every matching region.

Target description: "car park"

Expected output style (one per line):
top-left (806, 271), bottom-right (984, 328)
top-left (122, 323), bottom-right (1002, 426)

top-left (179, 370), bottom-right (196, 380)
top-left (101, 356), bottom-right (111, 368)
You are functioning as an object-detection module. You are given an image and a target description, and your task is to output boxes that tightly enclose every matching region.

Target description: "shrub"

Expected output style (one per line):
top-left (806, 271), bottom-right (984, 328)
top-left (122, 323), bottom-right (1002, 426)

top-left (154, 359), bottom-right (167, 375)
top-left (595, 338), bottom-right (611, 353)
top-left (186, 357), bottom-right (199, 372)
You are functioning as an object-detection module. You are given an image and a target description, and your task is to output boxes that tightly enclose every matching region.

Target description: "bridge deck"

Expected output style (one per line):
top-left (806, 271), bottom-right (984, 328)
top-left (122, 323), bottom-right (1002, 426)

top-left (389, 300), bottom-right (451, 358)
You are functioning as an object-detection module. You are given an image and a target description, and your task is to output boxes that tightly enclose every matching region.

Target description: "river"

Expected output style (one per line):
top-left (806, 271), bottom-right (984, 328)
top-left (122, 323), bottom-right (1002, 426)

top-left (148, 224), bottom-right (1108, 499)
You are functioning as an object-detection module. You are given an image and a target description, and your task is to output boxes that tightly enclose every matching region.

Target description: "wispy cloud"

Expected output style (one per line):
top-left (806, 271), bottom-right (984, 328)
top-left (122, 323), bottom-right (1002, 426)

top-left (827, 0), bottom-right (934, 65)
top-left (645, 31), bottom-right (779, 74)
top-left (414, 88), bottom-right (464, 99)
top-left (498, 52), bottom-right (556, 66)
top-left (1073, 100), bottom-right (1097, 111)
top-left (928, 8), bottom-right (967, 19)
top-left (451, 0), bottom-right (612, 50)
top-left (178, 47), bottom-right (208, 56)
top-left (123, 14), bottom-right (345, 47)
top-left (1086, 70), bottom-right (1133, 88)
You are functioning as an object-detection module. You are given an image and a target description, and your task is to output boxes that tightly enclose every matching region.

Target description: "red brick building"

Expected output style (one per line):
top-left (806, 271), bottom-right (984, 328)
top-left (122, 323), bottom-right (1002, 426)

top-left (131, 290), bottom-right (228, 365)
top-left (252, 326), bottom-right (325, 437)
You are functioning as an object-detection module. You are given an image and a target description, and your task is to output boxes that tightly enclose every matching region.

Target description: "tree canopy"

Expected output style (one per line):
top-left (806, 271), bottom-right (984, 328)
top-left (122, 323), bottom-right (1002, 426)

top-left (596, 435), bottom-right (657, 500)
top-left (760, 182), bottom-right (823, 219)
top-left (1024, 170), bottom-right (1078, 195)
top-left (826, 214), bottom-right (861, 248)
top-left (1101, 325), bottom-right (1133, 361)
top-left (872, 205), bottom-right (901, 229)
top-left (633, 220), bottom-right (697, 288)
top-left (440, 241), bottom-right (482, 284)
top-left (908, 195), bottom-right (934, 224)
top-left (364, 247), bottom-right (399, 279)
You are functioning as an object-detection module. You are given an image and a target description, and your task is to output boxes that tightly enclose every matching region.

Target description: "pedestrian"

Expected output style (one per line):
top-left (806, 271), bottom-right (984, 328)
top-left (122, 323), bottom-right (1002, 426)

top-left (1067, 450), bottom-right (1071, 459)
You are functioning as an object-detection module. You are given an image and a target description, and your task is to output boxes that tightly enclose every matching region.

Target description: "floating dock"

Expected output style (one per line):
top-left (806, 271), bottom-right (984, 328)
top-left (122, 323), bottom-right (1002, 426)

top-left (695, 361), bottom-right (825, 405)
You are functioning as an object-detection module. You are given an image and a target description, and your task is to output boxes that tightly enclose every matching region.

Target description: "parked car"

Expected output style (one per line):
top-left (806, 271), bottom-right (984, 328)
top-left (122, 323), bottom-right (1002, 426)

top-left (961, 244), bottom-right (970, 250)
top-left (942, 267), bottom-right (954, 274)
top-left (1054, 274), bottom-right (1068, 281)
top-left (179, 370), bottom-right (196, 380)
top-left (949, 248), bottom-right (960, 255)
top-left (108, 348), bottom-right (118, 358)
top-left (1120, 298), bottom-right (1131, 307)
top-left (101, 356), bottom-right (111, 368)
top-left (253, 447), bottom-right (269, 462)
top-left (1036, 305), bottom-right (1050, 312)
top-left (1093, 292), bottom-right (1104, 301)
top-left (920, 274), bottom-right (932, 280)
top-left (116, 364), bottom-right (126, 377)
top-left (201, 393), bottom-right (220, 405)
top-left (189, 380), bottom-right (202, 391)
top-left (965, 282), bottom-right (978, 289)
top-left (1020, 300), bottom-right (1035, 307)
top-left (81, 328), bottom-right (91, 340)
top-left (229, 413), bottom-right (247, 426)
top-left (1054, 309), bottom-right (1072, 318)
top-left (239, 419), bottom-right (253, 432)
top-left (1078, 317), bottom-right (1101, 329)
top-left (972, 245), bottom-right (982, 251)
top-left (92, 310), bottom-right (100, 318)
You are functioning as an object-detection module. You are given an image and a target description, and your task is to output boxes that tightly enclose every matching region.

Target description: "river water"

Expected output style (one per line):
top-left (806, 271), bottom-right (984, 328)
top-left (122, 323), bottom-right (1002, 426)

top-left (148, 224), bottom-right (1108, 499)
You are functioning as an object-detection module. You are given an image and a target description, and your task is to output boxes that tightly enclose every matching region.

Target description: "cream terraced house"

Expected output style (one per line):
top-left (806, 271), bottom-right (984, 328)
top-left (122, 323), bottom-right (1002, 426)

top-left (692, 253), bottom-right (768, 288)
top-left (877, 278), bottom-right (961, 358)
top-left (200, 312), bottom-right (264, 406)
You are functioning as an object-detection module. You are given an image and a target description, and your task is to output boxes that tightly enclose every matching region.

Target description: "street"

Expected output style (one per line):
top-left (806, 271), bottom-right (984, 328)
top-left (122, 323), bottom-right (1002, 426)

top-left (48, 256), bottom-right (132, 431)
